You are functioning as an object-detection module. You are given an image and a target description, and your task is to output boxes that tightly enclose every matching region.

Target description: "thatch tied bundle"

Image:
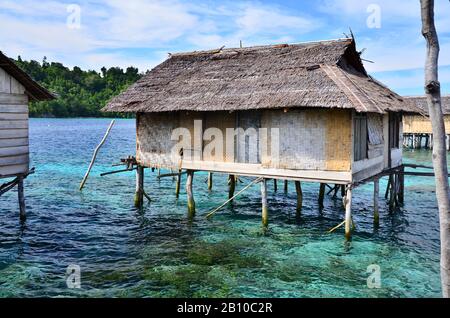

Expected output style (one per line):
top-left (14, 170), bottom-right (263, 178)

top-left (405, 95), bottom-right (450, 115)
top-left (103, 38), bottom-right (418, 114)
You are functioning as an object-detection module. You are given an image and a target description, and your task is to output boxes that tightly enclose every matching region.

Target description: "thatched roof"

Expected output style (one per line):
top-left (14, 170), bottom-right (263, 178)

top-left (103, 38), bottom-right (418, 114)
top-left (404, 95), bottom-right (450, 115)
top-left (0, 51), bottom-right (54, 101)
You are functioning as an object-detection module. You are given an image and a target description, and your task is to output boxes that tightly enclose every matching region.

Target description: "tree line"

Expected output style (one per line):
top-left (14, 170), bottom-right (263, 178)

top-left (14, 56), bottom-right (143, 118)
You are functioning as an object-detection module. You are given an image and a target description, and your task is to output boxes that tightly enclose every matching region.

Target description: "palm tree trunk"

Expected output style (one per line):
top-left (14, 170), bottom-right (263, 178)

top-left (421, 0), bottom-right (450, 297)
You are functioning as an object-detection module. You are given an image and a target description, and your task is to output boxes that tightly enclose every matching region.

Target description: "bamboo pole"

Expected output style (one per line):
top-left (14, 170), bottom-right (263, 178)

top-left (79, 120), bottom-right (115, 190)
top-left (206, 177), bottom-right (262, 219)
top-left (273, 179), bottom-right (278, 192)
top-left (186, 170), bottom-right (195, 217)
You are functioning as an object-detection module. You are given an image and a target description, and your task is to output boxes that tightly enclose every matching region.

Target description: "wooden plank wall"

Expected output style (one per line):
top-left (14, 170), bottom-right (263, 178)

top-left (0, 67), bottom-right (29, 178)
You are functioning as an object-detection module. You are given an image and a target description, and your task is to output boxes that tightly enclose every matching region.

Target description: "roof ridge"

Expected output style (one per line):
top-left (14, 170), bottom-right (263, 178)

top-left (169, 38), bottom-right (352, 58)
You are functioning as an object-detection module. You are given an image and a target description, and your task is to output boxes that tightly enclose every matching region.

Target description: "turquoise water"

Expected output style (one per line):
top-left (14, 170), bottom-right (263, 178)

top-left (0, 118), bottom-right (443, 297)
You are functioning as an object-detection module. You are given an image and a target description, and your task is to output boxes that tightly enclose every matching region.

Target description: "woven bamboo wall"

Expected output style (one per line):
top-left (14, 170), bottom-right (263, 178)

top-left (137, 109), bottom-right (353, 172)
top-left (403, 115), bottom-right (450, 134)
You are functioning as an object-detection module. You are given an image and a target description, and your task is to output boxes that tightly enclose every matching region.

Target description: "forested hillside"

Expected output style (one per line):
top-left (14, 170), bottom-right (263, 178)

top-left (14, 56), bottom-right (143, 117)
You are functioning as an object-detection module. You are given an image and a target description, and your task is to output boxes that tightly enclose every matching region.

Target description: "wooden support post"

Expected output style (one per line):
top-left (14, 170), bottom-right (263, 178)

top-left (341, 185), bottom-right (345, 198)
top-left (186, 170), bottom-right (195, 217)
top-left (385, 174), bottom-right (392, 199)
top-left (318, 183), bottom-right (326, 209)
top-left (295, 181), bottom-right (302, 216)
top-left (175, 170), bottom-right (182, 198)
top-left (134, 166), bottom-right (144, 208)
top-left (207, 172), bottom-right (213, 191)
top-left (373, 177), bottom-right (379, 226)
top-left (273, 179), bottom-right (278, 192)
top-left (389, 174), bottom-right (396, 210)
top-left (344, 185), bottom-right (352, 240)
top-left (398, 167), bottom-right (405, 204)
top-left (261, 178), bottom-right (268, 228)
top-left (228, 174), bottom-right (236, 201)
top-left (284, 180), bottom-right (288, 193)
top-left (18, 175), bottom-right (26, 221)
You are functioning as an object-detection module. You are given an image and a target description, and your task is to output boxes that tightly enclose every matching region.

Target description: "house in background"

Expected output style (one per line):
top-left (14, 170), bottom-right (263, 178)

top-left (0, 50), bottom-right (54, 219)
top-left (403, 95), bottom-right (450, 149)
top-left (103, 38), bottom-right (420, 238)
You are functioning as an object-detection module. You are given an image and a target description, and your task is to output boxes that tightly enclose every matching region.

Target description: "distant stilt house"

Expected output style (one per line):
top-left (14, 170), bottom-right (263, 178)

top-left (0, 51), bottom-right (54, 219)
top-left (103, 38), bottom-right (420, 238)
top-left (403, 95), bottom-right (450, 149)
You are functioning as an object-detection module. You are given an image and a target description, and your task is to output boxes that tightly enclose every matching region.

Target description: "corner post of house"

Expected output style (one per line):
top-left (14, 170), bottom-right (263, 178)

top-left (18, 175), bottom-right (26, 221)
top-left (261, 178), bottom-right (269, 228)
top-left (373, 177), bottom-right (380, 226)
top-left (344, 184), bottom-right (353, 240)
top-left (134, 166), bottom-right (144, 208)
top-left (186, 170), bottom-right (195, 217)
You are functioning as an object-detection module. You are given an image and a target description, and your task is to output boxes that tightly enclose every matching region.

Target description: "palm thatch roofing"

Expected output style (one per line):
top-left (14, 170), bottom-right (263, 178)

top-left (0, 50), bottom-right (54, 101)
top-left (404, 95), bottom-right (450, 115)
top-left (103, 38), bottom-right (420, 114)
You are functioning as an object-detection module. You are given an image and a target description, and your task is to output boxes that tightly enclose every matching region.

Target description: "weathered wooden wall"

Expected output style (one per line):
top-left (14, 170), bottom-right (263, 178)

top-left (403, 114), bottom-right (450, 134)
top-left (0, 67), bottom-right (29, 178)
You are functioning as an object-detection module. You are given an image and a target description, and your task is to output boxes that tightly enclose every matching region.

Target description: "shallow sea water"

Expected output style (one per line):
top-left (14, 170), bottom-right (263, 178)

top-left (0, 118), bottom-right (443, 297)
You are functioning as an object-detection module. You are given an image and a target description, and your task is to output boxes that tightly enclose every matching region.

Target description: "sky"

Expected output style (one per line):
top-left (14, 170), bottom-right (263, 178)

top-left (0, 0), bottom-right (449, 96)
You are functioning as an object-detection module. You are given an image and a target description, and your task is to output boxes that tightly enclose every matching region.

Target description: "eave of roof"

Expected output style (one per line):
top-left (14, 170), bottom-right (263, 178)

top-left (0, 51), bottom-right (55, 101)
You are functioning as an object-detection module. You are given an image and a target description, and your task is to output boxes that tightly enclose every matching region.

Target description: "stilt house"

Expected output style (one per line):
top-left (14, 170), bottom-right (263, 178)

top-left (0, 51), bottom-right (54, 219)
top-left (103, 38), bottom-right (420, 237)
top-left (403, 95), bottom-right (450, 149)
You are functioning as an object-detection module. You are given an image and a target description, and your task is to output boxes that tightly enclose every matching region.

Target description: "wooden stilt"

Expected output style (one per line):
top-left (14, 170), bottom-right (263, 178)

top-left (273, 179), bottom-right (278, 192)
top-left (261, 178), bottom-right (268, 228)
top-left (228, 174), bottom-right (236, 201)
top-left (295, 181), bottom-right (302, 217)
top-left (175, 169), bottom-right (181, 198)
top-left (398, 167), bottom-right (405, 204)
top-left (134, 166), bottom-right (144, 208)
top-left (207, 172), bottom-right (213, 191)
top-left (284, 180), bottom-right (288, 193)
top-left (385, 174), bottom-right (392, 199)
top-left (186, 170), bottom-right (195, 217)
top-left (344, 185), bottom-right (352, 240)
top-left (318, 183), bottom-right (326, 209)
top-left (18, 175), bottom-right (26, 221)
top-left (389, 174), bottom-right (396, 210)
top-left (341, 185), bottom-right (345, 197)
top-left (373, 177), bottom-right (379, 226)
